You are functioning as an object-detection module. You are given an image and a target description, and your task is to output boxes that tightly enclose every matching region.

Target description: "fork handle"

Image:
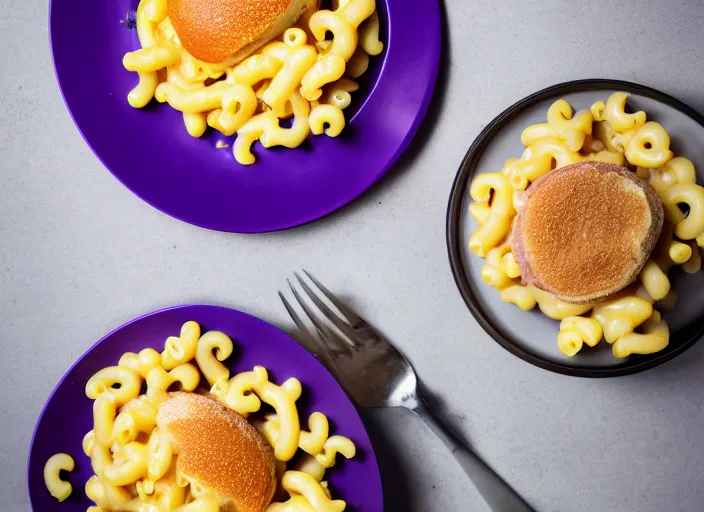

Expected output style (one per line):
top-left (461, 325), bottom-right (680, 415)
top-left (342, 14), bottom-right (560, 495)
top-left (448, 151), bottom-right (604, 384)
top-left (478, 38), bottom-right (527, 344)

top-left (413, 398), bottom-right (534, 512)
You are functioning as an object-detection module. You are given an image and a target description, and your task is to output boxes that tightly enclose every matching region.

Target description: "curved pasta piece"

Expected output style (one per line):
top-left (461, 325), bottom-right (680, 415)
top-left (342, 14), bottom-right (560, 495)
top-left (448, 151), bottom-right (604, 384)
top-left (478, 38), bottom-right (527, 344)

top-left (529, 286), bottom-right (593, 320)
top-left (309, 10), bottom-right (358, 61)
top-left (468, 201), bottom-right (490, 224)
top-left (145, 0), bottom-right (167, 23)
top-left (557, 317), bottom-right (603, 357)
top-left (234, 114), bottom-right (272, 165)
top-left (112, 398), bottom-right (158, 445)
top-left (519, 123), bottom-right (556, 147)
top-left (299, 412), bottom-right (330, 456)
top-left (183, 112), bottom-right (207, 138)
top-left (93, 392), bottom-right (119, 445)
top-left (85, 475), bottom-right (131, 509)
top-left (590, 101), bottom-right (605, 122)
top-left (668, 241), bottom-right (692, 264)
top-left (209, 376), bottom-right (230, 403)
top-left (119, 348), bottom-right (162, 378)
top-left (639, 260), bottom-right (671, 301)
top-left (661, 183), bottom-right (704, 240)
top-left (261, 45), bottom-right (318, 114)
top-left (594, 120), bottom-right (623, 154)
top-left (250, 367), bottom-right (302, 462)
top-left (166, 67), bottom-right (205, 91)
top-left (135, 0), bottom-right (159, 48)
top-left (612, 311), bottom-right (669, 358)
top-left (315, 436), bottom-right (356, 468)
top-left (604, 92), bottom-right (646, 133)
top-left (224, 368), bottom-right (264, 415)
top-left (93, 442), bottom-right (149, 487)
top-left (145, 363), bottom-right (200, 397)
top-left (260, 92), bottom-right (312, 149)
top-left (128, 72), bottom-right (159, 108)
top-left (44, 453), bottom-right (74, 502)
top-left (196, 330), bottom-right (234, 386)
top-left (301, 55), bottom-right (346, 101)
top-left (468, 173), bottom-right (515, 257)
top-left (659, 157), bottom-right (696, 185)
top-left (337, 0), bottom-right (376, 27)
top-left (161, 321), bottom-right (201, 370)
top-left (294, 454), bottom-right (327, 482)
top-left (499, 285), bottom-right (537, 311)
top-left (481, 244), bottom-right (516, 290)
top-left (486, 242), bottom-right (511, 271)
top-left (123, 44), bottom-right (181, 73)
top-left (227, 54), bottom-right (284, 87)
top-left (260, 41), bottom-right (291, 62)
top-left (147, 428), bottom-right (173, 481)
top-left (503, 154), bottom-right (553, 190)
top-left (592, 296), bottom-right (653, 344)
top-left (625, 122), bottom-right (674, 168)
top-left (207, 85), bottom-right (258, 136)
top-left (283, 28), bottom-right (308, 48)
top-left (232, 373), bottom-right (302, 461)
top-left (151, 467), bottom-right (188, 510)
top-left (546, 99), bottom-right (593, 152)
top-left (521, 136), bottom-right (583, 169)
top-left (309, 104), bottom-right (346, 137)
top-left (86, 366), bottom-right (142, 406)
top-left (281, 471), bottom-right (346, 512)
top-left (256, 413), bottom-right (282, 448)
top-left (154, 81), bottom-right (231, 114)
top-left (358, 10), bottom-right (384, 55)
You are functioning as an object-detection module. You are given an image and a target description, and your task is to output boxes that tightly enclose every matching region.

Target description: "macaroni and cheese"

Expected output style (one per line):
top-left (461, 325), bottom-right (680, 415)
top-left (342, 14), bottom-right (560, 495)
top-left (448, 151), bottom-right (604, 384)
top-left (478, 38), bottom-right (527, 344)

top-left (44, 321), bottom-right (357, 511)
top-left (122, 0), bottom-right (384, 164)
top-left (469, 92), bottom-right (704, 358)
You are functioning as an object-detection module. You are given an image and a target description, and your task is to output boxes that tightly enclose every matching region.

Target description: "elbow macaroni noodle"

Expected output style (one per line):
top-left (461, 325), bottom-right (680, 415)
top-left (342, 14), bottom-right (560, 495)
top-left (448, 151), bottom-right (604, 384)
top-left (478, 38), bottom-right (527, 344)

top-left (44, 453), bottom-right (75, 502)
top-left (45, 321), bottom-right (357, 511)
top-left (468, 92), bottom-right (704, 358)
top-left (122, 0), bottom-right (384, 164)
top-left (557, 317), bottom-right (603, 357)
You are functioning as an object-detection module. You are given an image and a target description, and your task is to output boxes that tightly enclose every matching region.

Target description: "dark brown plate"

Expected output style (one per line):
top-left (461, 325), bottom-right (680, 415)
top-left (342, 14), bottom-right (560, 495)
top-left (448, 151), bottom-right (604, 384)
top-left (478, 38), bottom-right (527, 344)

top-left (446, 79), bottom-right (704, 377)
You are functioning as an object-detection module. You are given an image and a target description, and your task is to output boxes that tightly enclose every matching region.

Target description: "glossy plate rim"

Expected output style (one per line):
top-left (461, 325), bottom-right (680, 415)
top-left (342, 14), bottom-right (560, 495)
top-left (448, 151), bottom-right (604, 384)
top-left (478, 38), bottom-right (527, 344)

top-left (26, 304), bottom-right (384, 509)
top-left (446, 78), bottom-right (704, 378)
top-left (47, 0), bottom-right (442, 233)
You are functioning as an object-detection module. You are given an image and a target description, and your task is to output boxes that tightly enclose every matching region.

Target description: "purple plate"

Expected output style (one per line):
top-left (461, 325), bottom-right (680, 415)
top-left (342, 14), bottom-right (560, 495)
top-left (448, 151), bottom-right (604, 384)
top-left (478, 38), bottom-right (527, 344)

top-left (28, 305), bottom-right (383, 511)
top-left (49, 1), bottom-right (441, 232)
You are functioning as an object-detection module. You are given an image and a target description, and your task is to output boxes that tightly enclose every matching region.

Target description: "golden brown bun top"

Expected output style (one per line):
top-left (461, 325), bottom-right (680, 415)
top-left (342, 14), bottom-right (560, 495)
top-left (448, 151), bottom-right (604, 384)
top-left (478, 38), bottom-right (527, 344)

top-left (168, 0), bottom-right (310, 63)
top-left (156, 392), bottom-right (276, 512)
top-left (510, 161), bottom-right (664, 304)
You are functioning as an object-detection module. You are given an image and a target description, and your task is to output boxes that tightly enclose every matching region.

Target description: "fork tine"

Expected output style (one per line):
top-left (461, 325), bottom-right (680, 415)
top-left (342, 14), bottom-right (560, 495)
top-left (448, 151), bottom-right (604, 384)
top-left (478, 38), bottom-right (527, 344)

top-left (288, 279), bottom-right (351, 354)
top-left (278, 292), bottom-right (329, 358)
top-left (294, 272), bottom-right (361, 346)
top-left (303, 270), bottom-right (365, 328)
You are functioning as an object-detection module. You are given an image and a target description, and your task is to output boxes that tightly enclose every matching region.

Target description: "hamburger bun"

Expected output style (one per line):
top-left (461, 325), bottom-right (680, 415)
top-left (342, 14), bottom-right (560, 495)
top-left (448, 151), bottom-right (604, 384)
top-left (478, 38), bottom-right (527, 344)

top-left (168, 0), bottom-right (319, 64)
top-left (156, 392), bottom-right (276, 512)
top-left (510, 161), bottom-right (664, 304)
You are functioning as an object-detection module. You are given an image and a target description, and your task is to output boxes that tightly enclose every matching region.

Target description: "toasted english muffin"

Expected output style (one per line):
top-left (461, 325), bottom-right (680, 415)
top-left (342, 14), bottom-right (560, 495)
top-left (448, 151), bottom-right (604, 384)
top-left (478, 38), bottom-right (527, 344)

top-left (168, 0), bottom-right (319, 64)
top-left (510, 161), bottom-right (664, 304)
top-left (156, 392), bottom-right (276, 512)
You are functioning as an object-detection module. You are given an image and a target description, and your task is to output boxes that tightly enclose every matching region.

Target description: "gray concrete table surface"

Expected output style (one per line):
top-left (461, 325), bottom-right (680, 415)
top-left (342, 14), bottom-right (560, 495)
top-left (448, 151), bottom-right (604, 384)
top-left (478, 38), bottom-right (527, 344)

top-left (2, 0), bottom-right (704, 511)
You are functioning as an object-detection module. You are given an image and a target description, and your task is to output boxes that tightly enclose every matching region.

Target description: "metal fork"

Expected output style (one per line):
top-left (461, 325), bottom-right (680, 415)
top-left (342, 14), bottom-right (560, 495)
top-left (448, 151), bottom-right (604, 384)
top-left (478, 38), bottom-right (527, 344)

top-left (280, 271), bottom-right (534, 512)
